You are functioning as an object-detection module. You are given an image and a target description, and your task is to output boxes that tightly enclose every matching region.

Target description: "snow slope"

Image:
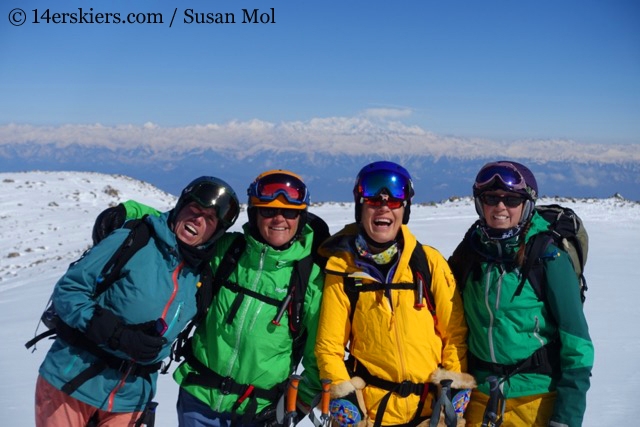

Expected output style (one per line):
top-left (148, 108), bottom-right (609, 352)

top-left (1, 171), bottom-right (638, 425)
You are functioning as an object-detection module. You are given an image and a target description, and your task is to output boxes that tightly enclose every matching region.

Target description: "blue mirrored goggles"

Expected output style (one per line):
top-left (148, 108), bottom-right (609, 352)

top-left (189, 183), bottom-right (240, 226)
top-left (248, 173), bottom-right (309, 205)
top-left (358, 170), bottom-right (412, 200)
top-left (474, 163), bottom-right (527, 192)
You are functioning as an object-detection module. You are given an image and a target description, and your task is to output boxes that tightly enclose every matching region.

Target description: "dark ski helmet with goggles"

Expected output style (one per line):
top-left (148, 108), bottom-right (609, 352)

top-left (171, 176), bottom-right (240, 247)
top-left (246, 169), bottom-right (310, 242)
top-left (353, 161), bottom-right (415, 224)
top-left (473, 160), bottom-right (538, 229)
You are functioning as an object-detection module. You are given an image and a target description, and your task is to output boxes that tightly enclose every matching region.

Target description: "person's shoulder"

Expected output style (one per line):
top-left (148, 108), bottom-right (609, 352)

top-left (420, 244), bottom-right (448, 266)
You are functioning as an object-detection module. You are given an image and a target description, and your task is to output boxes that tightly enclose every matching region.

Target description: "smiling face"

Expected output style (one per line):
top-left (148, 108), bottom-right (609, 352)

top-left (257, 209), bottom-right (300, 248)
top-left (360, 197), bottom-right (404, 247)
top-left (173, 202), bottom-right (219, 246)
top-left (480, 190), bottom-right (525, 229)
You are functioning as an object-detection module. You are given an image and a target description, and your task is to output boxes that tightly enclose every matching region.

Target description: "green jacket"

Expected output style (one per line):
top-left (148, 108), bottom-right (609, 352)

top-left (449, 212), bottom-right (593, 427)
top-left (122, 201), bottom-right (324, 412)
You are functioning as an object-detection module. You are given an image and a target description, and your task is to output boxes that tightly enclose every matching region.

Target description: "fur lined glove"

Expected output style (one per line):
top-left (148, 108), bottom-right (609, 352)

top-left (419, 369), bottom-right (477, 427)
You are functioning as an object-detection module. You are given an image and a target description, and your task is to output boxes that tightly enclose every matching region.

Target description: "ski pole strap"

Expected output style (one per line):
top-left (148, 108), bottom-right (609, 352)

top-left (350, 358), bottom-right (433, 427)
top-left (469, 340), bottom-right (560, 380)
top-left (428, 379), bottom-right (457, 427)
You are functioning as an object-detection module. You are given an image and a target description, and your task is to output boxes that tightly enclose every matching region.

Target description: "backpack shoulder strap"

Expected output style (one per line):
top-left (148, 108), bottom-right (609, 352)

top-left (95, 217), bottom-right (153, 297)
top-left (288, 254), bottom-right (314, 335)
top-left (408, 243), bottom-right (435, 316)
top-left (213, 234), bottom-right (247, 284)
top-left (344, 242), bottom-right (435, 326)
top-left (448, 220), bottom-right (481, 294)
top-left (512, 233), bottom-right (553, 301)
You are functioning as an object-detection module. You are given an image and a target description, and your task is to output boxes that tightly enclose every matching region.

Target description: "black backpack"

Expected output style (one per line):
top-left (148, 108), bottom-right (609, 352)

top-left (450, 203), bottom-right (588, 305)
top-left (517, 204), bottom-right (588, 304)
top-left (25, 218), bottom-right (214, 351)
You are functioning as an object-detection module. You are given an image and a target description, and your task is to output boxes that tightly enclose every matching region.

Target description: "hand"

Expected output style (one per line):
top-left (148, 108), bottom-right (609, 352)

top-left (86, 307), bottom-right (167, 361)
top-left (92, 204), bottom-right (126, 245)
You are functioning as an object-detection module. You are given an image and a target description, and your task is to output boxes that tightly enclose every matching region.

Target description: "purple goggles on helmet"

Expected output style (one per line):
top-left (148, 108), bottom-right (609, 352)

top-left (474, 162), bottom-right (528, 193)
top-left (357, 169), bottom-right (412, 200)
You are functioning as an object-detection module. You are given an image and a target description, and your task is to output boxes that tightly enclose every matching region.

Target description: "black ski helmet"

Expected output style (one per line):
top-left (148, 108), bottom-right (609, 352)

top-left (171, 176), bottom-right (240, 245)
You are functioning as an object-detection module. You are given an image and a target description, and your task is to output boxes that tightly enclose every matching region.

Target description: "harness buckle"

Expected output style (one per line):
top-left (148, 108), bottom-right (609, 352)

top-left (220, 376), bottom-right (234, 395)
top-left (396, 380), bottom-right (415, 398)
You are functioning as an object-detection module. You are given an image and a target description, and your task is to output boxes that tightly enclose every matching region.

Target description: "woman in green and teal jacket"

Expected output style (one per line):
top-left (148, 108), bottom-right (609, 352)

top-left (448, 161), bottom-right (593, 427)
top-left (35, 176), bottom-right (240, 427)
top-left (120, 170), bottom-right (326, 427)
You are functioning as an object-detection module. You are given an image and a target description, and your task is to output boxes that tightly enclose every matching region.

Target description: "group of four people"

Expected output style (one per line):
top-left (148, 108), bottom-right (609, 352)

top-left (33, 160), bottom-right (593, 427)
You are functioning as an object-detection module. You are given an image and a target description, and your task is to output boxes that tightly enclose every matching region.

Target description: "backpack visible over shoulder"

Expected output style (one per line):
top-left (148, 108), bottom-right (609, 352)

top-left (25, 218), bottom-right (154, 350)
top-left (450, 203), bottom-right (589, 305)
top-left (517, 204), bottom-right (589, 304)
top-left (26, 218), bottom-right (215, 351)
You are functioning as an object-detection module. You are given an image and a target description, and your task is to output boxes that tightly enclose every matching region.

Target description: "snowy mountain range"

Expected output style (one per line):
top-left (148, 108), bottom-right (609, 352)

top-left (1, 171), bottom-right (638, 426)
top-left (1, 121), bottom-right (639, 202)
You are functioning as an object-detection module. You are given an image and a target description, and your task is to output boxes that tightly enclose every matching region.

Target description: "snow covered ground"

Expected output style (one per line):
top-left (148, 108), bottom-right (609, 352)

top-left (1, 171), bottom-right (638, 426)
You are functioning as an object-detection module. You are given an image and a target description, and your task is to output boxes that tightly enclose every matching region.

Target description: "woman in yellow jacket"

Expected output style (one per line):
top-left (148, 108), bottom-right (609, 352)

top-left (315, 161), bottom-right (474, 427)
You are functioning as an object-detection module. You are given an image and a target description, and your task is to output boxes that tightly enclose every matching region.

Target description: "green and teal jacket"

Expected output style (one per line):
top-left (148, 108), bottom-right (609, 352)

top-left (450, 212), bottom-right (593, 427)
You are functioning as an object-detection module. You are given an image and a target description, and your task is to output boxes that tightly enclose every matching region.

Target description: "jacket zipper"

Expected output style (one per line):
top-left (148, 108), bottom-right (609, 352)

top-left (106, 261), bottom-right (184, 411)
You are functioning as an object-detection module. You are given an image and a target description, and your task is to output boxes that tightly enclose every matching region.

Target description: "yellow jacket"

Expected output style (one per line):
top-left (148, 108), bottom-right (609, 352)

top-left (315, 224), bottom-right (468, 425)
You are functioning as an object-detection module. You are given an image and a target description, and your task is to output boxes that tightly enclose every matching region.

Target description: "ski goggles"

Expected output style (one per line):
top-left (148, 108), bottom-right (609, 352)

top-left (363, 196), bottom-right (405, 210)
top-left (357, 169), bottom-right (412, 200)
top-left (248, 173), bottom-right (309, 206)
top-left (189, 183), bottom-right (240, 226)
top-left (474, 162), bottom-right (527, 193)
top-left (480, 194), bottom-right (526, 208)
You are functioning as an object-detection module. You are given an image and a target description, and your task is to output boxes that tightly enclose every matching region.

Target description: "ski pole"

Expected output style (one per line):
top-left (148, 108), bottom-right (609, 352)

top-left (320, 378), bottom-right (332, 427)
top-left (272, 293), bottom-right (293, 326)
top-left (284, 374), bottom-right (302, 427)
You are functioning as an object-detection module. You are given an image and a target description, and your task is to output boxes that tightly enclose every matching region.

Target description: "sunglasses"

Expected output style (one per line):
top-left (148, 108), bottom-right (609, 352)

top-left (258, 207), bottom-right (301, 219)
top-left (363, 196), bottom-right (405, 210)
top-left (248, 173), bottom-right (309, 206)
top-left (474, 162), bottom-right (527, 192)
top-left (480, 194), bottom-right (525, 208)
top-left (358, 169), bottom-right (412, 200)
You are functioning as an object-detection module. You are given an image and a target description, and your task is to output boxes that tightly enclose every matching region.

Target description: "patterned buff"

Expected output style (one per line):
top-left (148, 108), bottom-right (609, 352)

top-left (355, 233), bottom-right (398, 265)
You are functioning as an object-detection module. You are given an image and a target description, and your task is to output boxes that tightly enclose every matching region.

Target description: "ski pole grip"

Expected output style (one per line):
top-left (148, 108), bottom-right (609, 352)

top-left (286, 374), bottom-right (302, 413)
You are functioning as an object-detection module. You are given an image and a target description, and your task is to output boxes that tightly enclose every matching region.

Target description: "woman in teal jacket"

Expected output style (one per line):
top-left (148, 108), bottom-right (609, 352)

top-left (35, 176), bottom-right (240, 427)
top-left (119, 170), bottom-right (326, 427)
top-left (448, 161), bottom-right (593, 427)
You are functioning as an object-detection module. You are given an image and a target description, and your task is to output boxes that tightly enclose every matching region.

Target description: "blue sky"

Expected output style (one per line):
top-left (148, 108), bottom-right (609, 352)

top-left (1, 0), bottom-right (639, 145)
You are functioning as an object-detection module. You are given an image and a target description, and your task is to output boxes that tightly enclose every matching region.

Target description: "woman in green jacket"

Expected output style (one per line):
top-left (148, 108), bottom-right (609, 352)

top-left (448, 161), bottom-right (594, 427)
top-left (112, 170), bottom-right (326, 426)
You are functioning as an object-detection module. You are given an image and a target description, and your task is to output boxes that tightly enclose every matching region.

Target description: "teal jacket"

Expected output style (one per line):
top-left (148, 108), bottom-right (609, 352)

top-left (123, 201), bottom-right (324, 413)
top-left (449, 212), bottom-right (593, 427)
top-left (38, 213), bottom-right (201, 412)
